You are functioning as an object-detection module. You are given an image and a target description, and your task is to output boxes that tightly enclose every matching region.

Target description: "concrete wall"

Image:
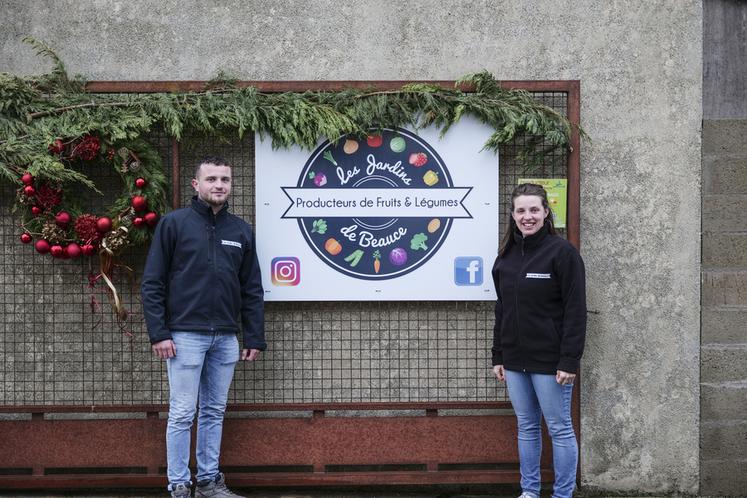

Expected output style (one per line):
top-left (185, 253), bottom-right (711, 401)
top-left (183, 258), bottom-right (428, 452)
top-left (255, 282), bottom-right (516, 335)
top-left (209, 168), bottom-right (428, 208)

top-left (704, 0), bottom-right (747, 119)
top-left (701, 3), bottom-right (747, 495)
top-left (0, 1), bottom-right (703, 494)
top-left (701, 120), bottom-right (747, 496)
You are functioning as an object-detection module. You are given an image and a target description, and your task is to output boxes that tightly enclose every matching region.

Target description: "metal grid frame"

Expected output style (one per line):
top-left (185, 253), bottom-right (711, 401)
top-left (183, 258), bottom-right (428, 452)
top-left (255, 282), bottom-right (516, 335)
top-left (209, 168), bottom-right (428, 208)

top-left (0, 82), bottom-right (576, 410)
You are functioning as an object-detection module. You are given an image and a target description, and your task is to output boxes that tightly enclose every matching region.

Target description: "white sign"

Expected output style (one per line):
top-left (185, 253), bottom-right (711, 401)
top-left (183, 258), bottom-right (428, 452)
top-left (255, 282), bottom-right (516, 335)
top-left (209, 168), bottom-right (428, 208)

top-left (256, 117), bottom-right (499, 301)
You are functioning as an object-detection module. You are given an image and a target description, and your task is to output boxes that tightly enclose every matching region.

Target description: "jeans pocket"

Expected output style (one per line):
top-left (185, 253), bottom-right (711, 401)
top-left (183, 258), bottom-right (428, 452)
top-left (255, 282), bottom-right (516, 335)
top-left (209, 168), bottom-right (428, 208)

top-left (219, 335), bottom-right (240, 365)
top-left (171, 352), bottom-right (203, 369)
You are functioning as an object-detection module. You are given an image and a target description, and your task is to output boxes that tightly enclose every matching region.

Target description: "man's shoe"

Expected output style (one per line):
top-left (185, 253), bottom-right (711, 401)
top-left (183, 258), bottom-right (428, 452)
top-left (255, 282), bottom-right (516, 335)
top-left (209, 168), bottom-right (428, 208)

top-left (169, 482), bottom-right (191, 498)
top-left (517, 492), bottom-right (538, 498)
top-left (195, 472), bottom-right (244, 498)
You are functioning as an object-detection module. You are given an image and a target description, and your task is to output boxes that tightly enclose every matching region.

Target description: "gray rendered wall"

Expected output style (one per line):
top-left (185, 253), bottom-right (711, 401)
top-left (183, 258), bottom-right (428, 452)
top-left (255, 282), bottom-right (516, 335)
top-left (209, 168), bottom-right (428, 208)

top-left (701, 1), bottom-right (747, 495)
top-left (0, 1), bottom-right (703, 494)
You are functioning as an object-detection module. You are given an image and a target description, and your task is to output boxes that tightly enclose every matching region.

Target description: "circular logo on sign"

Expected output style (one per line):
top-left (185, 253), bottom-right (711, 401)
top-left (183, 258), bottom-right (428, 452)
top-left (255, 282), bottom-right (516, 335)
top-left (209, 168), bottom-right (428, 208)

top-left (292, 127), bottom-right (462, 280)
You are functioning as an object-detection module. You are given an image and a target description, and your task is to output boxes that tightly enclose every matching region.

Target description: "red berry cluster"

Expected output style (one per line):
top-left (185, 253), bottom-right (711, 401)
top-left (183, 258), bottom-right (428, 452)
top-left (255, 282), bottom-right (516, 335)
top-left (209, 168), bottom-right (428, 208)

top-left (70, 134), bottom-right (101, 161)
top-left (74, 214), bottom-right (101, 243)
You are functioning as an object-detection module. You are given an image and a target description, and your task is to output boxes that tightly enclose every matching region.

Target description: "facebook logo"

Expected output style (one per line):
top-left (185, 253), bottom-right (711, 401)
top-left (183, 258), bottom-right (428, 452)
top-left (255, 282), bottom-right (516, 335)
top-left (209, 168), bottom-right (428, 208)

top-left (454, 257), bottom-right (484, 286)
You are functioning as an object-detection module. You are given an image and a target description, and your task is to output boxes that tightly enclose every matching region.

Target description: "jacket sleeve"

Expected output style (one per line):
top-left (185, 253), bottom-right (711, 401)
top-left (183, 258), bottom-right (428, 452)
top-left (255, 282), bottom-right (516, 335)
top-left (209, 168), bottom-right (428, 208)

top-left (239, 226), bottom-right (266, 350)
top-left (141, 216), bottom-right (174, 344)
top-left (555, 245), bottom-right (587, 373)
top-left (491, 256), bottom-right (503, 366)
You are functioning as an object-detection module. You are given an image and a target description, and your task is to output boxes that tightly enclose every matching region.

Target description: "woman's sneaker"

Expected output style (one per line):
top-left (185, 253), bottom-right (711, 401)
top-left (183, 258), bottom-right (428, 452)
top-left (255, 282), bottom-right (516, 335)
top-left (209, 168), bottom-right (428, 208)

top-left (195, 472), bottom-right (244, 498)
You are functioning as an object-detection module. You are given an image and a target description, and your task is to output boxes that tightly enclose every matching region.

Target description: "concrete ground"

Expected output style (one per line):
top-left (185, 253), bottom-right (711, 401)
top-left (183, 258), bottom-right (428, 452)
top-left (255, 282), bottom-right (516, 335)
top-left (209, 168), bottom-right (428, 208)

top-left (0, 487), bottom-right (681, 498)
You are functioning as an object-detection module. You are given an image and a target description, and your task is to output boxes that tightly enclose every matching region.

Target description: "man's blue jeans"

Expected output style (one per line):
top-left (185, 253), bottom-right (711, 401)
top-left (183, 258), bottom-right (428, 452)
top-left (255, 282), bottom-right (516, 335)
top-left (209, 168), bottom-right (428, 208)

top-left (166, 331), bottom-right (239, 487)
top-left (504, 370), bottom-right (578, 498)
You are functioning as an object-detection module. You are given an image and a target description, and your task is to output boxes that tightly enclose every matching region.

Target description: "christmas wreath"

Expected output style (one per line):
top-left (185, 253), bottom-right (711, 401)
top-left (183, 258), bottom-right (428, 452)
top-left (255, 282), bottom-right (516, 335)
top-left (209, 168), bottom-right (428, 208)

top-left (13, 135), bottom-right (169, 319)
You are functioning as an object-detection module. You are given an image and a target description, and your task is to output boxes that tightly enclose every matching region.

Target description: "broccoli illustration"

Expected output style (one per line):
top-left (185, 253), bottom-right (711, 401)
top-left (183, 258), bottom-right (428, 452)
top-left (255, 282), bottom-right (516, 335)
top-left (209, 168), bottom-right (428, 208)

top-left (410, 232), bottom-right (428, 251)
top-left (311, 219), bottom-right (328, 234)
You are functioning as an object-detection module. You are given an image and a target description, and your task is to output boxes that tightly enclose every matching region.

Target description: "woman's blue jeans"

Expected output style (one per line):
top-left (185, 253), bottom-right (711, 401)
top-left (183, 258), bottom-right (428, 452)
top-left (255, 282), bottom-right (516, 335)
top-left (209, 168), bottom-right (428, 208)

top-left (166, 331), bottom-right (239, 487)
top-left (504, 369), bottom-right (578, 498)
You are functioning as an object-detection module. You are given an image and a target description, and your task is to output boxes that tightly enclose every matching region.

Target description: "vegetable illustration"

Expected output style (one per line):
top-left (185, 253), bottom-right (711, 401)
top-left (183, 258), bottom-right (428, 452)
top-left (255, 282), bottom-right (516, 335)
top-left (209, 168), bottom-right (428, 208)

top-left (343, 139), bottom-right (359, 154)
top-left (373, 250), bottom-right (381, 273)
top-left (308, 171), bottom-right (327, 186)
top-left (344, 249), bottom-right (364, 267)
top-left (410, 232), bottom-right (428, 251)
top-left (427, 218), bottom-right (441, 233)
top-left (409, 152), bottom-right (428, 167)
top-left (423, 170), bottom-right (439, 186)
top-left (325, 238), bottom-right (342, 255)
top-left (389, 247), bottom-right (408, 266)
top-left (390, 136), bottom-right (406, 153)
top-left (367, 134), bottom-right (383, 147)
top-left (311, 219), bottom-right (328, 234)
top-left (323, 150), bottom-right (338, 166)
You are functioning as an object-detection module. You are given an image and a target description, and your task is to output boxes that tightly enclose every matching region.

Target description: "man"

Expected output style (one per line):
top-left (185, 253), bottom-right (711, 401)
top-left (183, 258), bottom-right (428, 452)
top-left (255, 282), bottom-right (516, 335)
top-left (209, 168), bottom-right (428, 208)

top-left (142, 156), bottom-right (265, 498)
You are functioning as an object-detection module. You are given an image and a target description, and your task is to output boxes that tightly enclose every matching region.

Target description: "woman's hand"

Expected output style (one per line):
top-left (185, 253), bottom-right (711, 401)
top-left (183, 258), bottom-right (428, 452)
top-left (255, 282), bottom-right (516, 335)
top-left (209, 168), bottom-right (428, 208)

top-left (556, 370), bottom-right (576, 385)
top-left (493, 364), bottom-right (505, 382)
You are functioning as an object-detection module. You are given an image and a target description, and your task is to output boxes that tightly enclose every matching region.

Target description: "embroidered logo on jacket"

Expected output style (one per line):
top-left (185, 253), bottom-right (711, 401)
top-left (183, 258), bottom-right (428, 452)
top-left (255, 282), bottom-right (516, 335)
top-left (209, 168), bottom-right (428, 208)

top-left (221, 240), bottom-right (242, 249)
top-left (525, 272), bottom-right (551, 279)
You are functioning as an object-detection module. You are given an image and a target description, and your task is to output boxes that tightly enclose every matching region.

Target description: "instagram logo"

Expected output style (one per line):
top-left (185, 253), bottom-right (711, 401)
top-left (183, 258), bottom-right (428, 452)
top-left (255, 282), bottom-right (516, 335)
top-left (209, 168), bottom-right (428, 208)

top-left (271, 257), bottom-right (300, 286)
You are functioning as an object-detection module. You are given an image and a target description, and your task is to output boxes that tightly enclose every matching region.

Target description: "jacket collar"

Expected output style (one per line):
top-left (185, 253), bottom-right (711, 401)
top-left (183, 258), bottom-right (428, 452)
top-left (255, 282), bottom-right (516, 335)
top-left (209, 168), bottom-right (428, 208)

top-left (190, 195), bottom-right (229, 221)
top-left (512, 222), bottom-right (549, 249)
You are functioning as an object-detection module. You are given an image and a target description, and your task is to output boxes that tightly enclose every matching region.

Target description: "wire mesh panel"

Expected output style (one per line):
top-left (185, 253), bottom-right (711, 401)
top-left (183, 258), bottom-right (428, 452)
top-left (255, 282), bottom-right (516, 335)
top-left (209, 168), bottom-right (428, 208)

top-left (0, 92), bottom-right (568, 407)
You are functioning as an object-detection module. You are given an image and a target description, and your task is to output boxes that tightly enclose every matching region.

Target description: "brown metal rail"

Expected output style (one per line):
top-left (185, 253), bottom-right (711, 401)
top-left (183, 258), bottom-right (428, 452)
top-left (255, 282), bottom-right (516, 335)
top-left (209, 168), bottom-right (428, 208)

top-left (0, 80), bottom-right (581, 491)
top-left (0, 403), bottom-right (553, 490)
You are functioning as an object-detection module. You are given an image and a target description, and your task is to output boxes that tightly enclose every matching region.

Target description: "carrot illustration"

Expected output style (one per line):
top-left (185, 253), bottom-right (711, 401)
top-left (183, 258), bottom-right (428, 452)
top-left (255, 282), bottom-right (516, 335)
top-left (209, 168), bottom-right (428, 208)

top-left (373, 250), bottom-right (381, 273)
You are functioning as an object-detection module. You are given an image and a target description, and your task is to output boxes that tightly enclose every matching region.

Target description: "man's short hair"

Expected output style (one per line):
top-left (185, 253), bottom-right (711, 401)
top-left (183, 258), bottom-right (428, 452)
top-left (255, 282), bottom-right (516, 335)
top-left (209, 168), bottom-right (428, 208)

top-left (195, 156), bottom-right (231, 178)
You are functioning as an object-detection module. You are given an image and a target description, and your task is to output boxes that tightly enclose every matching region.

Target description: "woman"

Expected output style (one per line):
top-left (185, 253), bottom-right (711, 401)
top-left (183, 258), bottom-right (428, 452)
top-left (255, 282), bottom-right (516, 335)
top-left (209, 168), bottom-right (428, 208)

top-left (492, 183), bottom-right (586, 498)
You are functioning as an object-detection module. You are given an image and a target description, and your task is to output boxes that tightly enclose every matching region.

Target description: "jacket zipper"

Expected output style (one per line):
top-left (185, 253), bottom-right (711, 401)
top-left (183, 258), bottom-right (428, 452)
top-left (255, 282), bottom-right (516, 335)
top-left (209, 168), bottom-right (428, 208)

top-left (208, 214), bottom-right (216, 332)
top-left (517, 239), bottom-right (526, 372)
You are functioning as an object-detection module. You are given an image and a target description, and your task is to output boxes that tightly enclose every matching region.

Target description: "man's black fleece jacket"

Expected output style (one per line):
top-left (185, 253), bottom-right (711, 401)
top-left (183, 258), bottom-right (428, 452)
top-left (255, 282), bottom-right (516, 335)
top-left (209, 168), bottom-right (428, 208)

top-left (491, 224), bottom-right (586, 374)
top-left (141, 196), bottom-right (266, 350)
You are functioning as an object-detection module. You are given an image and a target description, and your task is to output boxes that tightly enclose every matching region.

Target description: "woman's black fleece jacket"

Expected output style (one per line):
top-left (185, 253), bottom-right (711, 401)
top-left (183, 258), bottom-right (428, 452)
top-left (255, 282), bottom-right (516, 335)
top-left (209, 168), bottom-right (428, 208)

top-left (492, 224), bottom-right (586, 374)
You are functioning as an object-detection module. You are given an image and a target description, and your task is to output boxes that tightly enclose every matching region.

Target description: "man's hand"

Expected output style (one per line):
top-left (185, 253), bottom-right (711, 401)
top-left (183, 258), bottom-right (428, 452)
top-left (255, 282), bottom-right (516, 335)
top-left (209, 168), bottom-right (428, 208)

top-left (152, 339), bottom-right (176, 359)
top-left (241, 349), bottom-right (261, 361)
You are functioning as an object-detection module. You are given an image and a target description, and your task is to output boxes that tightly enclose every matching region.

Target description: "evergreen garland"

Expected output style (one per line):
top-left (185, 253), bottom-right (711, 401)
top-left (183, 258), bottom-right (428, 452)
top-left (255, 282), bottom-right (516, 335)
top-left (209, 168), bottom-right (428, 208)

top-left (1, 38), bottom-right (579, 187)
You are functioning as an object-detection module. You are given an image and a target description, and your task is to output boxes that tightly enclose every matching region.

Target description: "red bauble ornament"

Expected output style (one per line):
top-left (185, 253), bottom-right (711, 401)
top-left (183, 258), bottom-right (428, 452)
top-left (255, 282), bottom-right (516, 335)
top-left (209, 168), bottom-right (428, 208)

top-left (35, 240), bottom-right (50, 254)
top-left (131, 195), bottom-right (147, 212)
top-left (48, 139), bottom-right (65, 155)
top-left (55, 211), bottom-right (72, 228)
top-left (66, 243), bottom-right (82, 259)
top-left (81, 244), bottom-right (96, 256)
top-left (135, 178), bottom-right (147, 188)
top-left (31, 206), bottom-right (42, 216)
top-left (21, 173), bottom-right (34, 185)
top-left (96, 217), bottom-right (112, 233)
top-left (144, 212), bottom-right (158, 227)
top-left (133, 217), bottom-right (145, 227)
top-left (23, 185), bottom-right (35, 196)
top-left (20, 233), bottom-right (32, 244)
top-left (50, 245), bottom-right (64, 258)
